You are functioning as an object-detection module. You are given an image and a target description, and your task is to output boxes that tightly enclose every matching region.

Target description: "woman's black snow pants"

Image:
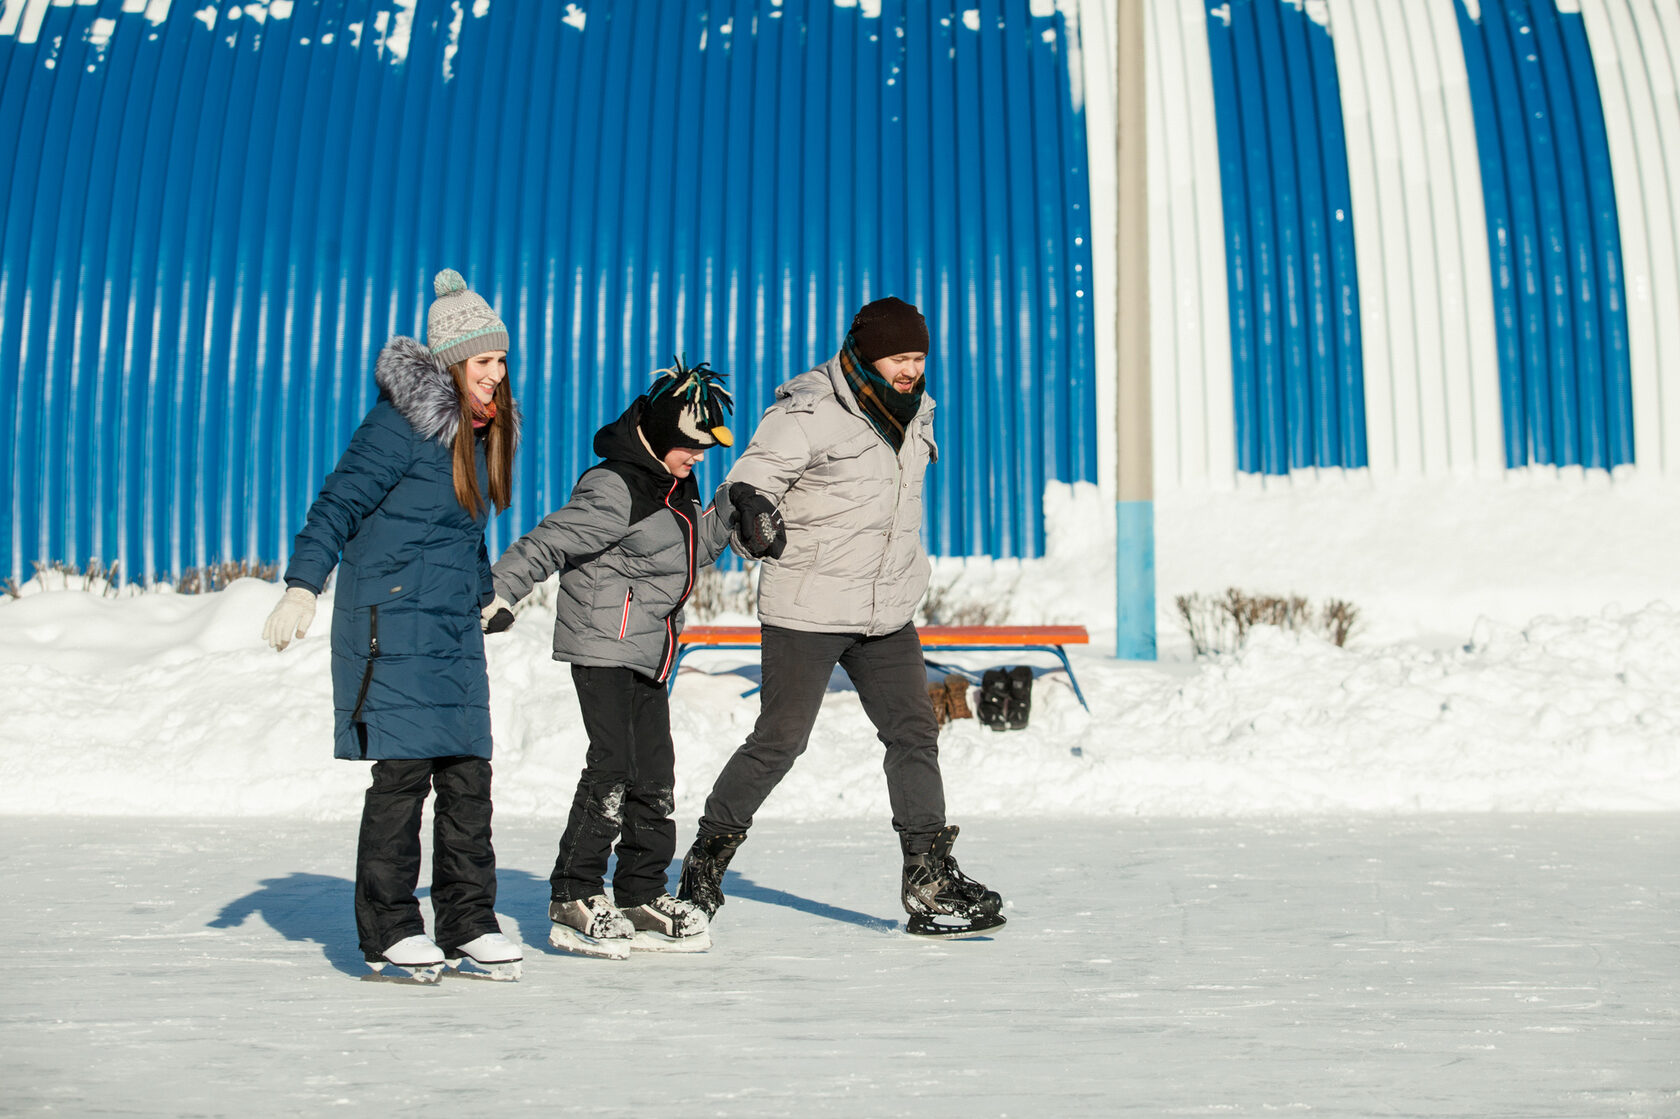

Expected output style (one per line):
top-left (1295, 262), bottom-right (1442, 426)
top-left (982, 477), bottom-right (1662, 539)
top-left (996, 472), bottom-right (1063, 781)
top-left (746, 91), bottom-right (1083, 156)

top-left (549, 665), bottom-right (677, 908)
top-left (354, 755), bottom-right (501, 960)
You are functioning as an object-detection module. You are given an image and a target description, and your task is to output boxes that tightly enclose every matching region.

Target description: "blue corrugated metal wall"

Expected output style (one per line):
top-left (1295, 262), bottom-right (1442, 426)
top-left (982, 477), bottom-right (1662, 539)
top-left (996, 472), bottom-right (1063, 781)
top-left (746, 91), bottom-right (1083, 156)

top-left (1202, 0), bottom-right (1366, 475)
top-left (0, 0), bottom-right (1099, 583)
top-left (1455, 0), bottom-right (1633, 470)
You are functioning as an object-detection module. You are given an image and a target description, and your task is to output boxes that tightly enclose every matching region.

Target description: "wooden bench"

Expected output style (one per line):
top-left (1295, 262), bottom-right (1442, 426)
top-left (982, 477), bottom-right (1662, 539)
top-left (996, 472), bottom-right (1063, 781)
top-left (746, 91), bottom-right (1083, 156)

top-left (669, 624), bottom-right (1091, 711)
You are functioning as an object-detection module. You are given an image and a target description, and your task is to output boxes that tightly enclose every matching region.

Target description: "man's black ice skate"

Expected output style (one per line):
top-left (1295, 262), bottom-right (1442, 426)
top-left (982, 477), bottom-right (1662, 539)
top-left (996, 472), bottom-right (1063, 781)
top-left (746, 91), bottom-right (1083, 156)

top-left (901, 824), bottom-right (1005, 938)
top-left (676, 832), bottom-right (745, 919)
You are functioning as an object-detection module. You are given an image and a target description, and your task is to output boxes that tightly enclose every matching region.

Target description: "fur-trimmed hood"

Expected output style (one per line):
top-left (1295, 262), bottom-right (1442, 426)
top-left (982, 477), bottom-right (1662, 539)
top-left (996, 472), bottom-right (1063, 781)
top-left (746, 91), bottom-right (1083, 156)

top-left (374, 335), bottom-right (521, 446)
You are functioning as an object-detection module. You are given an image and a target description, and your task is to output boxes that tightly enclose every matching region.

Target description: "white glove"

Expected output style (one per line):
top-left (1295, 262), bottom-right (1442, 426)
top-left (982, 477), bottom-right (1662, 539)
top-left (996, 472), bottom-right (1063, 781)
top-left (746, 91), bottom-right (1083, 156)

top-left (481, 596), bottom-right (515, 634)
top-left (263, 586), bottom-right (317, 651)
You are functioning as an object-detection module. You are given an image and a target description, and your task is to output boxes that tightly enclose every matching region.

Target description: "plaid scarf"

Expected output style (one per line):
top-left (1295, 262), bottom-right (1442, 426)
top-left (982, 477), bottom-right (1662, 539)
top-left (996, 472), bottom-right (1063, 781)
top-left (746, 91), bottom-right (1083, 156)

top-left (839, 333), bottom-right (924, 452)
top-left (470, 396), bottom-right (498, 429)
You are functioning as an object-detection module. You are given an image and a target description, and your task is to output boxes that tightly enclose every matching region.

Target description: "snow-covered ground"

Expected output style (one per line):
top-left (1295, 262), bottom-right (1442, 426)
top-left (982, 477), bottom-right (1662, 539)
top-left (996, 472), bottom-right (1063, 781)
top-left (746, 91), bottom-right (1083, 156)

top-left (2, 471), bottom-right (1678, 1115)
top-left (2, 475), bottom-right (1676, 819)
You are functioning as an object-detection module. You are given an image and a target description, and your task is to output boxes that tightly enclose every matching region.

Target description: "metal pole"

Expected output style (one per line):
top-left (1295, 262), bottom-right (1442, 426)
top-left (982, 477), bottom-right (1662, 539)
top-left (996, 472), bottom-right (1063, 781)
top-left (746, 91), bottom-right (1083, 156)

top-left (1115, 0), bottom-right (1155, 660)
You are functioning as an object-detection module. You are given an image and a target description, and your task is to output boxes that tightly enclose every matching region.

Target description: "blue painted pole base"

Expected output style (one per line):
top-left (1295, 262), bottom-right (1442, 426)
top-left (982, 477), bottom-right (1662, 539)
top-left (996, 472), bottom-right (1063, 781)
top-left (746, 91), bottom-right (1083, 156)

top-left (1117, 500), bottom-right (1156, 660)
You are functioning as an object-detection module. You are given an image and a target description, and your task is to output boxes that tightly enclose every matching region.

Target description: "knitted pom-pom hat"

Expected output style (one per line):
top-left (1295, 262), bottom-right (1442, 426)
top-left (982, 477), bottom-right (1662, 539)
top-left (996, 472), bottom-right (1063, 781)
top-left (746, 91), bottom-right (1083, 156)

top-left (427, 268), bottom-right (510, 366)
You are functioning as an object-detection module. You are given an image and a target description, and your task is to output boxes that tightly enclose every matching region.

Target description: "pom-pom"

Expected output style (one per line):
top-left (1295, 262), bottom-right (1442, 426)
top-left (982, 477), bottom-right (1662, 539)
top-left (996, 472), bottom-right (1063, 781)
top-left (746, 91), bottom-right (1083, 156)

top-left (433, 268), bottom-right (466, 297)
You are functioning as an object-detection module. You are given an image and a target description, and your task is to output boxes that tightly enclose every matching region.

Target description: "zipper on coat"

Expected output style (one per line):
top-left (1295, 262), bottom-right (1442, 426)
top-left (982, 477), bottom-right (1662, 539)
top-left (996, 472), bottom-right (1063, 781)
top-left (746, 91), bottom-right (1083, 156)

top-left (869, 449), bottom-right (908, 630)
top-left (351, 604), bottom-right (380, 735)
top-left (657, 615), bottom-right (676, 683)
top-left (656, 479), bottom-right (698, 682)
top-left (617, 588), bottom-right (633, 640)
top-left (663, 479), bottom-right (698, 610)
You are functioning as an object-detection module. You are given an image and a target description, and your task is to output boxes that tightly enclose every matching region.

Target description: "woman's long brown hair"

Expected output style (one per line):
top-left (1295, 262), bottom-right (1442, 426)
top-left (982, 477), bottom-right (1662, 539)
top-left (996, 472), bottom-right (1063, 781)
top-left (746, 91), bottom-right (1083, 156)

top-left (448, 360), bottom-right (516, 518)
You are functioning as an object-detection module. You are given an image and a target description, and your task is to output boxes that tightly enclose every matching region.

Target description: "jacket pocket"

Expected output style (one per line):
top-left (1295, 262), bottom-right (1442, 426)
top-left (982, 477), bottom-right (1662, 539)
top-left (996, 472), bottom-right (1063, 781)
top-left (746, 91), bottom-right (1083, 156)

top-left (824, 429), bottom-right (879, 464)
top-left (352, 559), bottom-right (423, 606)
top-left (616, 588), bottom-right (633, 640)
top-left (350, 558), bottom-right (424, 657)
top-left (792, 541), bottom-right (824, 606)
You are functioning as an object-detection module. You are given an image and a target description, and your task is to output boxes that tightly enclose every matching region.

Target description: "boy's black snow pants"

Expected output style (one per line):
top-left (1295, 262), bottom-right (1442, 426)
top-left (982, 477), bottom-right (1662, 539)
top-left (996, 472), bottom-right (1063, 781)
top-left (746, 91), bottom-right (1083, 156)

top-left (549, 665), bottom-right (678, 908)
top-left (697, 623), bottom-right (946, 854)
top-left (354, 756), bottom-right (501, 960)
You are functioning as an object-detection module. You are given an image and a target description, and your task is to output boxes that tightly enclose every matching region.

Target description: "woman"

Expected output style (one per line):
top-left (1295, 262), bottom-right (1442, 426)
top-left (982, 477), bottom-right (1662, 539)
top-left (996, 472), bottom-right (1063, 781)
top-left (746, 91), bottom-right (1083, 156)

top-left (261, 269), bottom-right (524, 981)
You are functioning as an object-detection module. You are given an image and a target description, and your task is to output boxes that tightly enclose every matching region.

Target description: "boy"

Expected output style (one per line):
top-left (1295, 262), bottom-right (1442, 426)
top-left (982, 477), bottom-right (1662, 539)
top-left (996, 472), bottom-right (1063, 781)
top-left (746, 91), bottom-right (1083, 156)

top-left (484, 360), bottom-right (782, 958)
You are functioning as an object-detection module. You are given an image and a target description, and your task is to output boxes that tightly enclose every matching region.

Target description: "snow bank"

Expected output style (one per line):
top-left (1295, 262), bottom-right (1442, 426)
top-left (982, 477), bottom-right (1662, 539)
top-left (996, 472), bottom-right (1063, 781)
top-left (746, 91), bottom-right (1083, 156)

top-left (2, 486), bottom-right (1675, 818)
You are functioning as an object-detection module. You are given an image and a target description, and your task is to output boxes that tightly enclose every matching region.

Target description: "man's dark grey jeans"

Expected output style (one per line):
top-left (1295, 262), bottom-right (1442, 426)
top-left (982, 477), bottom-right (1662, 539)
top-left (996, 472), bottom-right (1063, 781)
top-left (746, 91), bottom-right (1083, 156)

top-left (697, 623), bottom-right (946, 854)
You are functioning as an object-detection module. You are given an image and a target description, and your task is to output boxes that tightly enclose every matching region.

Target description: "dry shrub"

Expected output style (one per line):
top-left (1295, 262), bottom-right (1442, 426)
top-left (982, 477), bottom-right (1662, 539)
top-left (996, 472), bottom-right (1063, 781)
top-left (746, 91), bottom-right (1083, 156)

top-left (1175, 587), bottom-right (1360, 656)
top-left (686, 562), bottom-right (759, 622)
top-left (1319, 597), bottom-right (1359, 648)
top-left (916, 568), bottom-right (1013, 627)
top-left (174, 560), bottom-right (279, 594)
top-left (4, 559), bottom-right (124, 598)
top-left (3, 558), bottom-right (280, 599)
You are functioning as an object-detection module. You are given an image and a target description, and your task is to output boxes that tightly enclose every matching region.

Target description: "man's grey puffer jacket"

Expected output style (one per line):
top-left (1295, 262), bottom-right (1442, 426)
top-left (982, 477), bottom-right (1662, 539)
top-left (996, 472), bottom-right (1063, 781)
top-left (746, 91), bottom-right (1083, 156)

top-left (726, 353), bottom-right (937, 636)
top-left (490, 400), bottom-right (735, 682)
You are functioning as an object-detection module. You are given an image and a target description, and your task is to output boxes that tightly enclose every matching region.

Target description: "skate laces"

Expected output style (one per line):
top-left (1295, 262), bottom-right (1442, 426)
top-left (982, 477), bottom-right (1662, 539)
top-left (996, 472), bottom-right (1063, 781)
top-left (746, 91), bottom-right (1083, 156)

top-left (580, 896), bottom-right (631, 937)
top-left (648, 894), bottom-right (686, 917)
top-left (905, 852), bottom-right (969, 895)
top-left (940, 854), bottom-right (990, 902)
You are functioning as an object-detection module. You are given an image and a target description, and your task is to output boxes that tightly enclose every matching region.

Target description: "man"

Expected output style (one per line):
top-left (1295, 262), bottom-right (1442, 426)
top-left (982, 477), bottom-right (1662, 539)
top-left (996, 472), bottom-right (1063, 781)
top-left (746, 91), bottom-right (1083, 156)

top-left (676, 296), bottom-right (1005, 938)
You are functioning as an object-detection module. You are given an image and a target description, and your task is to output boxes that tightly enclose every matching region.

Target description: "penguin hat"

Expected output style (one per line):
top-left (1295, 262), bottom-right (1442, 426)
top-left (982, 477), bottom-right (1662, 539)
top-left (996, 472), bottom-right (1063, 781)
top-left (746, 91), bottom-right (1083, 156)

top-left (640, 356), bottom-right (735, 456)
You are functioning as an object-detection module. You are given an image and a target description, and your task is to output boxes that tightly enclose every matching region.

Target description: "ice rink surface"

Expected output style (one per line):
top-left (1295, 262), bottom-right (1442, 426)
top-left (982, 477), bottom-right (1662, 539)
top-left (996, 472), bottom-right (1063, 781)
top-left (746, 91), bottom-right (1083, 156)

top-left (3, 814), bottom-right (1675, 1117)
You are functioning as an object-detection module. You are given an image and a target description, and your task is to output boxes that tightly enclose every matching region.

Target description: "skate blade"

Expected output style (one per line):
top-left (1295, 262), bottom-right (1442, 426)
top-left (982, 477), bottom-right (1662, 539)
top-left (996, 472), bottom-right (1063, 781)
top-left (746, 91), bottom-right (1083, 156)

top-left (548, 922), bottom-right (632, 960)
top-left (629, 928), bottom-right (712, 953)
top-left (904, 912), bottom-right (1007, 939)
top-left (363, 961), bottom-right (445, 984)
top-left (444, 957), bottom-right (523, 981)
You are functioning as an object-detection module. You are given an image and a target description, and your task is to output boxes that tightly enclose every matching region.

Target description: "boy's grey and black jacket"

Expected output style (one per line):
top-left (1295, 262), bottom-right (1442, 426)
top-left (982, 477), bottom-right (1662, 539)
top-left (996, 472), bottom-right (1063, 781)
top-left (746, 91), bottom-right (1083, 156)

top-left (283, 337), bottom-right (508, 762)
top-left (491, 400), bottom-right (736, 682)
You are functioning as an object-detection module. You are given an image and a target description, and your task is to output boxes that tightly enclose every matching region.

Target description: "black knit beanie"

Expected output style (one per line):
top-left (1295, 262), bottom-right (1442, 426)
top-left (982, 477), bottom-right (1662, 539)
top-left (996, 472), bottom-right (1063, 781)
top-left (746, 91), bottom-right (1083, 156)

top-left (849, 296), bottom-right (929, 364)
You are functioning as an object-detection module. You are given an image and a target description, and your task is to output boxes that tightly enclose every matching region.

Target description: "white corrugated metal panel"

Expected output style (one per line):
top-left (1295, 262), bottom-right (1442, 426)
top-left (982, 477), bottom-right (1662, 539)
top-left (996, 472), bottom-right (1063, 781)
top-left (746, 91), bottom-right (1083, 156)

top-left (1427, 0), bottom-right (1505, 477)
top-left (1146, 0), bottom-right (1233, 492)
top-left (1328, 0), bottom-right (1502, 479)
top-left (1582, 0), bottom-right (1680, 473)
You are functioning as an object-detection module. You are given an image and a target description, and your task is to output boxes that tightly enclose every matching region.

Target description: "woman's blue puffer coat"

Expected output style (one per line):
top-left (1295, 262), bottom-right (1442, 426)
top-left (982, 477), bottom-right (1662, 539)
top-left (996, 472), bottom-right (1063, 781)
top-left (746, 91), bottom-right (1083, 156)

top-left (283, 337), bottom-right (506, 761)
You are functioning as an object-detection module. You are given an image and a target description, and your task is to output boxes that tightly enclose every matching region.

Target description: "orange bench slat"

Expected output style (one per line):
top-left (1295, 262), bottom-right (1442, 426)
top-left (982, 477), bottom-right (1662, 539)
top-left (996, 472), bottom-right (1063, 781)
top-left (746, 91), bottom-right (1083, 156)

top-left (677, 624), bottom-right (1088, 646)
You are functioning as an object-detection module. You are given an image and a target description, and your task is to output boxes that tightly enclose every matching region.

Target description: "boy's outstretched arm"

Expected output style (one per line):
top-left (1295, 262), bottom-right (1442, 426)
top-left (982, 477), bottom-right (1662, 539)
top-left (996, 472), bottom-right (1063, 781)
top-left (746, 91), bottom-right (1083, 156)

top-left (484, 470), bottom-right (632, 628)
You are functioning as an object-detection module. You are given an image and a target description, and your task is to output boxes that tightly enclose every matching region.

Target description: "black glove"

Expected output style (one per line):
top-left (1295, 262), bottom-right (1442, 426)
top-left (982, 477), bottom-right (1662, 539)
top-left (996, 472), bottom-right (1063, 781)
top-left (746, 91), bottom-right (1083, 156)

top-left (729, 482), bottom-right (786, 560)
top-left (481, 596), bottom-right (516, 633)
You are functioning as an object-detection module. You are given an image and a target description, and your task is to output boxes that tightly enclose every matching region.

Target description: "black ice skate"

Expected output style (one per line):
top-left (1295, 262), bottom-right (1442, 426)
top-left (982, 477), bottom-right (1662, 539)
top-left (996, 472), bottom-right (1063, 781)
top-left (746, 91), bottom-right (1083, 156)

top-left (549, 895), bottom-right (635, 960)
top-left (977, 669), bottom-right (1011, 731)
top-left (676, 832), bottom-right (745, 919)
top-left (1006, 665), bottom-right (1033, 730)
top-left (901, 824), bottom-right (1006, 938)
top-left (620, 893), bottom-right (711, 953)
